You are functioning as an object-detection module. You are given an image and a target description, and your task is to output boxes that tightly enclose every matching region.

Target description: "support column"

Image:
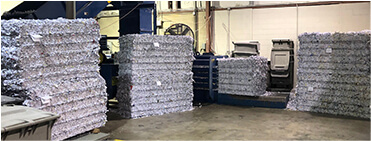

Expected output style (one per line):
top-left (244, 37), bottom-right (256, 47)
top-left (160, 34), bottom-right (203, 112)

top-left (206, 1), bottom-right (211, 53)
top-left (66, 1), bottom-right (76, 19)
top-left (194, 1), bottom-right (199, 52)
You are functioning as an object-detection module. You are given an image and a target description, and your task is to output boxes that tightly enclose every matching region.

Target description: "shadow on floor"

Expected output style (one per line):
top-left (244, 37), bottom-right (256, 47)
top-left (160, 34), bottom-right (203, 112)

top-left (100, 111), bottom-right (127, 133)
top-left (106, 111), bottom-right (125, 121)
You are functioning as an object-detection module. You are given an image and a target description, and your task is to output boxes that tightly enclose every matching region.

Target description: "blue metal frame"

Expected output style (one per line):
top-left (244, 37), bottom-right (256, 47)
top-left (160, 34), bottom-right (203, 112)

top-left (192, 53), bottom-right (227, 104)
top-left (118, 1), bottom-right (156, 35)
top-left (139, 8), bottom-right (153, 34)
top-left (193, 55), bottom-right (215, 103)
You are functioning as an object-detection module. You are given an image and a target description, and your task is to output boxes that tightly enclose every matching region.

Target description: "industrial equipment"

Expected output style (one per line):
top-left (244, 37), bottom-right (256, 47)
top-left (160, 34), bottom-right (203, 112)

top-left (99, 35), bottom-right (109, 50)
top-left (269, 38), bottom-right (294, 92)
top-left (192, 53), bottom-right (227, 105)
top-left (114, 1), bottom-right (157, 35)
top-left (229, 40), bottom-right (268, 95)
top-left (164, 23), bottom-right (195, 38)
top-left (1, 95), bottom-right (23, 105)
top-left (231, 41), bottom-right (260, 57)
top-left (164, 23), bottom-right (196, 53)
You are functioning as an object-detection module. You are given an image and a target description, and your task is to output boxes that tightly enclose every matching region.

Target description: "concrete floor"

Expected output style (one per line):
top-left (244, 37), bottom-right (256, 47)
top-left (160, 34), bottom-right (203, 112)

top-left (100, 104), bottom-right (370, 140)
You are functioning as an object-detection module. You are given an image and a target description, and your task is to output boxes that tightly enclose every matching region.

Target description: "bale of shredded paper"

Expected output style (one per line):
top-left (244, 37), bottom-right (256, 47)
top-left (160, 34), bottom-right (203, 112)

top-left (116, 34), bottom-right (195, 118)
top-left (1, 18), bottom-right (107, 140)
top-left (287, 31), bottom-right (370, 119)
top-left (217, 56), bottom-right (268, 96)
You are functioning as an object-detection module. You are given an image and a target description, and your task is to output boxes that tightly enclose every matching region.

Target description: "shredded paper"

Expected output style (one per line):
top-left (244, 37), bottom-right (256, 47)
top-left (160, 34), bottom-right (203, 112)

top-left (287, 31), bottom-right (371, 119)
top-left (1, 18), bottom-right (107, 140)
top-left (217, 56), bottom-right (268, 96)
top-left (115, 34), bottom-right (195, 118)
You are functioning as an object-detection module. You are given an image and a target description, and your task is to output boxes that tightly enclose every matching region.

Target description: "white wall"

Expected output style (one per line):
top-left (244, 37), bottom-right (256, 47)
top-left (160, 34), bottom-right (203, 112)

top-left (230, 9), bottom-right (254, 47)
top-left (214, 11), bottom-right (230, 55)
top-left (214, 9), bottom-right (254, 55)
top-left (218, 1), bottom-right (252, 8)
top-left (298, 3), bottom-right (370, 33)
top-left (252, 7), bottom-right (297, 59)
top-left (213, 2), bottom-right (370, 57)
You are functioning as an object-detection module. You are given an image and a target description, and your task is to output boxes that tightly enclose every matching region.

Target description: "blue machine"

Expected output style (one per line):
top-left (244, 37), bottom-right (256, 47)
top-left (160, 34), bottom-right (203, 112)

top-left (105, 1), bottom-right (156, 35)
top-left (192, 54), bottom-right (218, 104)
top-left (192, 53), bottom-right (227, 104)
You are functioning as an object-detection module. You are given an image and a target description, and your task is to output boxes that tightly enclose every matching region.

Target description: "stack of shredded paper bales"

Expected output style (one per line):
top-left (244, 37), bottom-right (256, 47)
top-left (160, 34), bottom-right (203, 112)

top-left (287, 31), bottom-right (370, 119)
top-left (218, 56), bottom-right (268, 96)
top-left (1, 18), bottom-right (107, 140)
top-left (116, 34), bottom-right (195, 118)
